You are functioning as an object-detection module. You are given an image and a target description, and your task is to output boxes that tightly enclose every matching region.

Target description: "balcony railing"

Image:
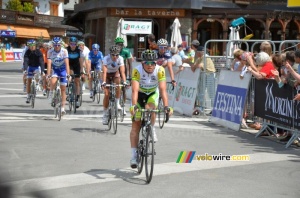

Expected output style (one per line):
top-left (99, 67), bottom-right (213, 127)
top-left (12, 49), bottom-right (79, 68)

top-left (204, 0), bottom-right (286, 4)
top-left (0, 9), bottom-right (64, 28)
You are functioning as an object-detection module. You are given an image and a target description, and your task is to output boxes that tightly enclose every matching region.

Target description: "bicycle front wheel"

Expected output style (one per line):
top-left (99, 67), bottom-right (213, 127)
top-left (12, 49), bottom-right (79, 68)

top-left (79, 81), bottom-right (83, 106)
top-left (145, 125), bottom-right (154, 183)
top-left (158, 97), bottom-right (165, 129)
top-left (119, 88), bottom-right (125, 122)
top-left (137, 127), bottom-right (145, 174)
top-left (96, 80), bottom-right (101, 104)
top-left (57, 91), bottom-right (62, 121)
top-left (68, 85), bottom-right (73, 112)
top-left (112, 102), bottom-right (118, 134)
top-left (31, 82), bottom-right (36, 108)
top-left (107, 108), bottom-right (112, 131)
top-left (72, 84), bottom-right (77, 113)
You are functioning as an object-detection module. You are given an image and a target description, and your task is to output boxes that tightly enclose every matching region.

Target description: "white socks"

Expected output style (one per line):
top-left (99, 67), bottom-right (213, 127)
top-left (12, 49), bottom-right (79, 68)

top-left (131, 148), bottom-right (137, 159)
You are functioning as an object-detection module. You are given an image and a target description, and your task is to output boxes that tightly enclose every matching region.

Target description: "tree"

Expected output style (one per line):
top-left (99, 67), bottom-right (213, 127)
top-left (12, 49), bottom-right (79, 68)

top-left (5, 0), bottom-right (34, 13)
top-left (5, 0), bottom-right (23, 11)
top-left (23, 2), bottom-right (34, 13)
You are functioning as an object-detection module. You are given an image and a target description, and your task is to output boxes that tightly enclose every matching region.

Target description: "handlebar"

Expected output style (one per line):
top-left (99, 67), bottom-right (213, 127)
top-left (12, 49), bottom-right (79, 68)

top-left (167, 82), bottom-right (175, 91)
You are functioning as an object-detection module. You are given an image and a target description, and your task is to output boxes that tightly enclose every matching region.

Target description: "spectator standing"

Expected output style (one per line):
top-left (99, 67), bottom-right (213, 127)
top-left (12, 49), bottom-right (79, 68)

top-left (170, 47), bottom-right (183, 75)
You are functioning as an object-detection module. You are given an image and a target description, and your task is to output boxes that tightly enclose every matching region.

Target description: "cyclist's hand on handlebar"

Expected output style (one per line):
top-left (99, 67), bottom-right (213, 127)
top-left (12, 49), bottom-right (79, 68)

top-left (101, 82), bottom-right (106, 88)
top-left (46, 75), bottom-right (51, 79)
top-left (130, 105), bottom-right (138, 116)
top-left (171, 80), bottom-right (177, 87)
top-left (164, 106), bottom-right (173, 116)
top-left (122, 81), bottom-right (128, 87)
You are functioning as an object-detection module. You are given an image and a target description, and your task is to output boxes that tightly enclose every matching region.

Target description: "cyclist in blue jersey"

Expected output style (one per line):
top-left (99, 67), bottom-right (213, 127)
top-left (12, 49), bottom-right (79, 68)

top-left (23, 39), bottom-right (44, 103)
top-left (67, 37), bottom-right (84, 108)
top-left (88, 43), bottom-right (104, 98)
top-left (156, 38), bottom-right (176, 87)
top-left (47, 37), bottom-right (70, 115)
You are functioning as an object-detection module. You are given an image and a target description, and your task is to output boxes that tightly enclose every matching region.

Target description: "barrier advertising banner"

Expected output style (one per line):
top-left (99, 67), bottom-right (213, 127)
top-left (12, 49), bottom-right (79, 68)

top-left (210, 70), bottom-right (251, 131)
top-left (254, 79), bottom-right (300, 128)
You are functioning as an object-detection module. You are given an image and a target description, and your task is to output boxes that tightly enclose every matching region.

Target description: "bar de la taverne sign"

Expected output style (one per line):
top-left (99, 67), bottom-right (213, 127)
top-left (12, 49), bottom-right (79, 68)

top-left (111, 8), bottom-right (185, 17)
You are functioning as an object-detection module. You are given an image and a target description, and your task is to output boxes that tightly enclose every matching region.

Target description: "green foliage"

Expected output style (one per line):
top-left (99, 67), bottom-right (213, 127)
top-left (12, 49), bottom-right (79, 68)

top-left (23, 2), bottom-right (34, 13)
top-left (5, 0), bottom-right (23, 11)
top-left (5, 0), bottom-right (34, 13)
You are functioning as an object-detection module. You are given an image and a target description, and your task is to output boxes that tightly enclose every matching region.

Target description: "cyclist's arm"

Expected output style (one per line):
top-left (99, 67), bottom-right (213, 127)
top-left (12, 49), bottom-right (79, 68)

top-left (119, 65), bottom-right (126, 82)
top-left (65, 58), bottom-right (70, 76)
top-left (47, 58), bottom-right (52, 76)
top-left (102, 65), bottom-right (107, 82)
top-left (166, 61), bottom-right (175, 83)
top-left (159, 80), bottom-right (168, 107)
top-left (39, 53), bottom-right (45, 73)
top-left (131, 80), bottom-right (139, 106)
top-left (23, 53), bottom-right (29, 71)
top-left (79, 57), bottom-right (84, 73)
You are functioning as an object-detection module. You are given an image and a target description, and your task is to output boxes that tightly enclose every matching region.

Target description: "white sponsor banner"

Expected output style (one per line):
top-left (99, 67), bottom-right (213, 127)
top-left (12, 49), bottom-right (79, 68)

top-left (210, 70), bottom-right (251, 131)
top-left (171, 68), bottom-right (200, 116)
top-left (121, 21), bottom-right (152, 35)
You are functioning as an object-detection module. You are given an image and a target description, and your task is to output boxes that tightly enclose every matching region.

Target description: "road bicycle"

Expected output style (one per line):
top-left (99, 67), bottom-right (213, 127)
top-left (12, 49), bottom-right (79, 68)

top-left (105, 82), bottom-right (125, 134)
top-left (157, 82), bottom-right (174, 129)
top-left (67, 74), bottom-right (80, 113)
top-left (51, 78), bottom-right (62, 121)
top-left (91, 71), bottom-right (101, 104)
top-left (134, 107), bottom-right (169, 184)
top-left (29, 72), bottom-right (41, 108)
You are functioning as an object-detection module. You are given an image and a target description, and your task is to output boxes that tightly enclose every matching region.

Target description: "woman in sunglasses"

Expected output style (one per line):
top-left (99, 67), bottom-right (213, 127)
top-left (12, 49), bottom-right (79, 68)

top-left (47, 36), bottom-right (70, 115)
top-left (88, 43), bottom-right (104, 98)
top-left (129, 49), bottom-right (172, 168)
top-left (101, 45), bottom-right (127, 125)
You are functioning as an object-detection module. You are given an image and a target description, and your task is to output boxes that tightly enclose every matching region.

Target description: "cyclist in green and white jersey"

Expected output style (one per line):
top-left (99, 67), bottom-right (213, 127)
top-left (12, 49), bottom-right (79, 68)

top-left (114, 37), bottom-right (133, 81)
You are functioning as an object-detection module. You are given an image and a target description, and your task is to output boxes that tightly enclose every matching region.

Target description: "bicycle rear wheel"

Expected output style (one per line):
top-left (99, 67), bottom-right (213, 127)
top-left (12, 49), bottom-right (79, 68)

top-left (158, 97), bottom-right (165, 129)
top-left (119, 88), bottom-right (125, 122)
top-left (145, 125), bottom-right (154, 183)
top-left (137, 127), bottom-right (145, 174)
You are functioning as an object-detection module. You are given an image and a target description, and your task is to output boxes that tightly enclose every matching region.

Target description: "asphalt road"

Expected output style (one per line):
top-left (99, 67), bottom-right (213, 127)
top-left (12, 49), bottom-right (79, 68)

top-left (0, 62), bottom-right (300, 198)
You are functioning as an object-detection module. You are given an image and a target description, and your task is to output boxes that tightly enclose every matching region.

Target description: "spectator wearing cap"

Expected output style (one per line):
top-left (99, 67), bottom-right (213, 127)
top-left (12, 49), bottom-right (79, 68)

top-left (192, 46), bottom-right (215, 73)
top-left (191, 40), bottom-right (200, 51)
top-left (170, 47), bottom-right (183, 75)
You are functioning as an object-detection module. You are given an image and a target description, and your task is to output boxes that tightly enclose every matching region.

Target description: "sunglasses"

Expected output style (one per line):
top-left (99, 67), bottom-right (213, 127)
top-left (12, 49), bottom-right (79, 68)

top-left (53, 44), bottom-right (61, 47)
top-left (158, 46), bottom-right (167, 50)
top-left (70, 43), bottom-right (77, 46)
top-left (93, 49), bottom-right (99, 51)
top-left (117, 43), bottom-right (124, 46)
top-left (111, 54), bottom-right (119, 57)
top-left (144, 61), bottom-right (156, 66)
top-left (28, 44), bottom-right (36, 47)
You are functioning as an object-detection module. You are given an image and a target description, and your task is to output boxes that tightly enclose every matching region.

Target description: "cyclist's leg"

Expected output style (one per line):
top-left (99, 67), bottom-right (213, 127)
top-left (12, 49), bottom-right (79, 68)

top-left (146, 91), bottom-right (159, 142)
top-left (89, 64), bottom-right (95, 97)
top-left (102, 74), bottom-right (112, 124)
top-left (59, 71), bottom-right (68, 112)
top-left (26, 67), bottom-right (34, 102)
top-left (114, 72), bottom-right (121, 109)
top-left (72, 65), bottom-right (81, 98)
top-left (42, 64), bottom-right (47, 95)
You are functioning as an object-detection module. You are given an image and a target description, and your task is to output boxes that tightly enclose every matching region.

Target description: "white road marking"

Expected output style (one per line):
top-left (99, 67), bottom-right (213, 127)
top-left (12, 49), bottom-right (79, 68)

top-left (4, 152), bottom-right (295, 194)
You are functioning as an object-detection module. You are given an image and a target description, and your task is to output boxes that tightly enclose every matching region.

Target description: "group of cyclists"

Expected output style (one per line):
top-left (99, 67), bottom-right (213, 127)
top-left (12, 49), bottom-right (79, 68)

top-left (22, 35), bottom-right (174, 169)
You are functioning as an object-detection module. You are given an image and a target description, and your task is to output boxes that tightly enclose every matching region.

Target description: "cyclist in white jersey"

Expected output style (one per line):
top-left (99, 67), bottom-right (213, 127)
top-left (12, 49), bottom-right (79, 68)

top-left (47, 37), bottom-right (70, 115)
top-left (77, 41), bottom-right (90, 90)
top-left (101, 45), bottom-right (127, 125)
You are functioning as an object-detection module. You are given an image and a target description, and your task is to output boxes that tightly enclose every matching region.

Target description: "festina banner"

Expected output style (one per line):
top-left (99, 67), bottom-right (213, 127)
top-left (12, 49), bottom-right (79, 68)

top-left (1, 30), bottom-right (16, 37)
top-left (254, 79), bottom-right (298, 128)
top-left (121, 21), bottom-right (152, 35)
top-left (210, 70), bottom-right (251, 131)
